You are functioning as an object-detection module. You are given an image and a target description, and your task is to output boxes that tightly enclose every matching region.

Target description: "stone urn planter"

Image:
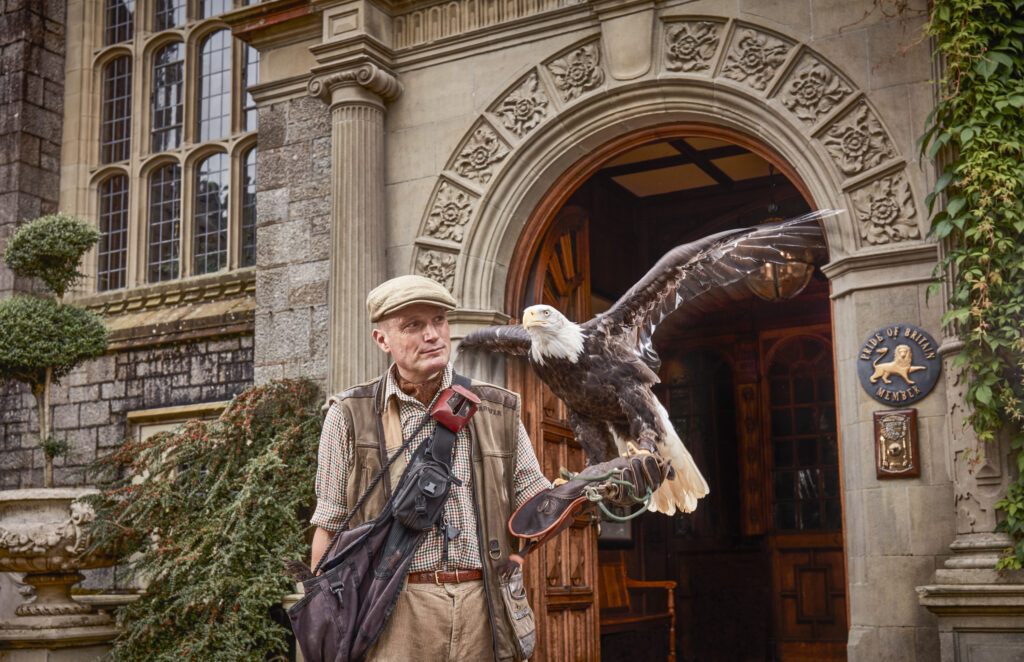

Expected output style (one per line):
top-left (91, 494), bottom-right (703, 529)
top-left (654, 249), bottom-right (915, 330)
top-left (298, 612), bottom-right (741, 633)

top-left (0, 487), bottom-right (119, 637)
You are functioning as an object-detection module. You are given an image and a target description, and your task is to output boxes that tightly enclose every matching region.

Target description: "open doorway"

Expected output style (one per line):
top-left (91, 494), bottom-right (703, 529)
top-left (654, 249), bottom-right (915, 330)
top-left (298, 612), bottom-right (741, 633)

top-left (510, 130), bottom-right (845, 662)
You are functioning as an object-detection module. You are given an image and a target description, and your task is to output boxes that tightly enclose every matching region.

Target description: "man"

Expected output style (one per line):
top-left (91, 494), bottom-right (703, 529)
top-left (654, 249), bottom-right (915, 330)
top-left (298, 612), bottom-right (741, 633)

top-left (310, 275), bottom-right (551, 661)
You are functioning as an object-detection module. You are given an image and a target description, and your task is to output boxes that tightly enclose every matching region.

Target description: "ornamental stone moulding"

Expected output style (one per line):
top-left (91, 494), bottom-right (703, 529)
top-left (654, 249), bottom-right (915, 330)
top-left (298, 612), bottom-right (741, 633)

top-left (822, 100), bottom-right (896, 176)
top-left (545, 43), bottom-right (605, 102)
top-left (416, 250), bottom-right (457, 291)
top-left (780, 56), bottom-right (852, 125)
top-left (493, 71), bottom-right (550, 139)
top-left (425, 181), bottom-right (477, 243)
top-left (452, 124), bottom-right (511, 184)
top-left (851, 173), bottom-right (920, 245)
top-left (307, 62), bottom-right (403, 103)
top-left (664, 21), bottom-right (721, 73)
top-left (722, 28), bottom-right (791, 91)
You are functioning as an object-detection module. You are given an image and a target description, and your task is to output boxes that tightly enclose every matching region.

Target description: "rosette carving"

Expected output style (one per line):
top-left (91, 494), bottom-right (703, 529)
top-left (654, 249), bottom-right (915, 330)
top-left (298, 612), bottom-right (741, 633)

top-left (780, 58), bottom-right (852, 124)
top-left (496, 72), bottom-right (550, 138)
top-left (852, 174), bottom-right (920, 245)
top-left (665, 22), bottom-right (721, 72)
top-left (308, 63), bottom-right (403, 103)
top-left (722, 29), bottom-right (790, 91)
top-left (416, 250), bottom-right (457, 291)
top-left (823, 101), bottom-right (895, 175)
top-left (425, 182), bottom-right (475, 242)
top-left (454, 126), bottom-right (510, 184)
top-left (546, 44), bottom-right (604, 101)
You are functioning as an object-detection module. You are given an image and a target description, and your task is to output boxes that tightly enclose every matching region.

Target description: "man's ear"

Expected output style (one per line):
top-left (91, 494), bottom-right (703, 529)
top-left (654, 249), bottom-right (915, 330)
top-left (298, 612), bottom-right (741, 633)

top-left (372, 327), bottom-right (391, 354)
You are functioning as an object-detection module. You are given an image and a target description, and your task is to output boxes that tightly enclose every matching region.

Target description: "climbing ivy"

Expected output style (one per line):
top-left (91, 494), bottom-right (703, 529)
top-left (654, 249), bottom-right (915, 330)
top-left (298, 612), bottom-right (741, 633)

top-left (86, 379), bottom-right (323, 661)
top-left (920, 1), bottom-right (1024, 567)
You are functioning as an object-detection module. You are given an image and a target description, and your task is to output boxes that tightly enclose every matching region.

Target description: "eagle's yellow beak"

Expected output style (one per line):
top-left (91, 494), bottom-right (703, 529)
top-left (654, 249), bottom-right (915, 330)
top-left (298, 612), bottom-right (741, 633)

top-left (522, 307), bottom-right (546, 328)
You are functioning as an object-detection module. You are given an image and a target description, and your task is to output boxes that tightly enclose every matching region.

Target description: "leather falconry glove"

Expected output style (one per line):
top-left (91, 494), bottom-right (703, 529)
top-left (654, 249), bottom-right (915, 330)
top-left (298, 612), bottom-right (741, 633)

top-left (508, 450), bottom-right (670, 547)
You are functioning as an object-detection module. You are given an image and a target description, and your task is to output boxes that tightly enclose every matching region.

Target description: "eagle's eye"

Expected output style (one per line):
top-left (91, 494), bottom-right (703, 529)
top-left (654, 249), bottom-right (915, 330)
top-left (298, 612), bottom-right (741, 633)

top-left (543, 310), bottom-right (550, 316)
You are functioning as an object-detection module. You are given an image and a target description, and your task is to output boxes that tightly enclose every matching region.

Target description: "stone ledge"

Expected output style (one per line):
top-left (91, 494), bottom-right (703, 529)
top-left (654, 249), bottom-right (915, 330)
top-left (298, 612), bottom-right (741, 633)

top-left (917, 583), bottom-right (1024, 616)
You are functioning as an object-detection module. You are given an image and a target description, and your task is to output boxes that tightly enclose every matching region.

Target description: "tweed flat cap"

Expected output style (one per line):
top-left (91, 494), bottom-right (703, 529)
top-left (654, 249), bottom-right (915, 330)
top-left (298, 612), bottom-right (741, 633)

top-left (366, 275), bottom-right (458, 322)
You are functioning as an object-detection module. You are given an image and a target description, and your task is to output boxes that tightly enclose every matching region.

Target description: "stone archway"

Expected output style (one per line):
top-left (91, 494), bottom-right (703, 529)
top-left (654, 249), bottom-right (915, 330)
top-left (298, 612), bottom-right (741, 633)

top-left (409, 15), bottom-right (925, 312)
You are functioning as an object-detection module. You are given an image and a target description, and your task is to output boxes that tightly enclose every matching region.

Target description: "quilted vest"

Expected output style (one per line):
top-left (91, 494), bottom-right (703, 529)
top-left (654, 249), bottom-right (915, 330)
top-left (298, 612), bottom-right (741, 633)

top-left (330, 373), bottom-right (525, 662)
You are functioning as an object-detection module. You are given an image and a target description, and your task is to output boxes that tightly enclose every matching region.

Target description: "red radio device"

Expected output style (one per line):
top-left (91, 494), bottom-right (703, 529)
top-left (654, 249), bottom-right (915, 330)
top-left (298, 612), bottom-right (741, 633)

top-left (430, 385), bottom-right (481, 432)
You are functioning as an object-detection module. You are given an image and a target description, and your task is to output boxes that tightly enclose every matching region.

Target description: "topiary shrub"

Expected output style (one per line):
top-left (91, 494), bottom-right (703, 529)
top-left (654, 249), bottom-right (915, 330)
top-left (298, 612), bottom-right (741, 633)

top-left (0, 213), bottom-right (109, 487)
top-left (86, 378), bottom-right (323, 662)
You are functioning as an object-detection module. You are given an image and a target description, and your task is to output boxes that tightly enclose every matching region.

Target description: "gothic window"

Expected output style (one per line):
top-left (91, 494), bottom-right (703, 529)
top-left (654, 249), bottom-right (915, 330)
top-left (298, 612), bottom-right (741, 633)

top-left (101, 56), bottom-right (132, 164)
top-left (91, 2), bottom-right (259, 292)
top-left (767, 336), bottom-right (840, 532)
top-left (193, 153), bottom-right (229, 275)
top-left (241, 147), bottom-right (257, 268)
top-left (151, 42), bottom-right (184, 153)
top-left (153, 0), bottom-right (185, 31)
top-left (98, 175), bottom-right (129, 291)
top-left (104, 0), bottom-right (134, 46)
top-left (148, 163), bottom-right (181, 283)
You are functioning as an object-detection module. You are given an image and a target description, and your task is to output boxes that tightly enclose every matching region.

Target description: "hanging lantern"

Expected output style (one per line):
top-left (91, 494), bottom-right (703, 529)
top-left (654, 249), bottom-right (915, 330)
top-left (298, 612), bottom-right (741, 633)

top-left (746, 259), bottom-right (815, 301)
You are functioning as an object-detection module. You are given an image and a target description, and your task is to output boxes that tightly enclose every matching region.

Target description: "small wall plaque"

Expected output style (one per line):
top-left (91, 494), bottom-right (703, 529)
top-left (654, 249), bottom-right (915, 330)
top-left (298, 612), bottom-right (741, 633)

top-left (857, 324), bottom-right (941, 406)
top-left (874, 408), bottom-right (918, 478)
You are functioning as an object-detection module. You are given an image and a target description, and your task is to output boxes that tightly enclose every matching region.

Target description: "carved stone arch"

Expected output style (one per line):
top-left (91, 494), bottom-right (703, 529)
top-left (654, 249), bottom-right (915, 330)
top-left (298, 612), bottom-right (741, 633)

top-left (411, 15), bottom-right (925, 313)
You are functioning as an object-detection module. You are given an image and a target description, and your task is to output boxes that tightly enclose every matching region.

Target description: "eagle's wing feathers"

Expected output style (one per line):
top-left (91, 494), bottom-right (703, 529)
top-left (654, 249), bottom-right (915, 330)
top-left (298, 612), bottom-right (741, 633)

top-left (459, 323), bottom-right (533, 357)
top-left (591, 210), bottom-right (836, 369)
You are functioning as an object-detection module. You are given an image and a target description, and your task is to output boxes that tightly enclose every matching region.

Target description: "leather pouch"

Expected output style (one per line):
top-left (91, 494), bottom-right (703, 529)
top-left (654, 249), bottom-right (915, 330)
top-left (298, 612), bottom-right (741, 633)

top-left (499, 565), bottom-right (536, 660)
top-left (390, 459), bottom-right (454, 531)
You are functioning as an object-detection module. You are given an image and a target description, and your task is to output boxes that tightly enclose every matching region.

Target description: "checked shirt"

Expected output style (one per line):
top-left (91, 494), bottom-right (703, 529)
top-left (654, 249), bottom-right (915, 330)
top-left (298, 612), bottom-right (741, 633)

top-left (311, 364), bottom-right (550, 572)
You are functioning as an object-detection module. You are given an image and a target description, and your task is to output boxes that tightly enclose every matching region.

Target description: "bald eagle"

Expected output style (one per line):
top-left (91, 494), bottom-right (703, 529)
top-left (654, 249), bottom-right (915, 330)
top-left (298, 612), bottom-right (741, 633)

top-left (459, 211), bottom-right (835, 516)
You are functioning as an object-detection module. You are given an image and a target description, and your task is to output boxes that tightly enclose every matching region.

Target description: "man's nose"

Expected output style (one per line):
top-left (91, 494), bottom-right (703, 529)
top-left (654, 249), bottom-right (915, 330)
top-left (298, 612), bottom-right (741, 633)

top-left (422, 322), bottom-right (440, 341)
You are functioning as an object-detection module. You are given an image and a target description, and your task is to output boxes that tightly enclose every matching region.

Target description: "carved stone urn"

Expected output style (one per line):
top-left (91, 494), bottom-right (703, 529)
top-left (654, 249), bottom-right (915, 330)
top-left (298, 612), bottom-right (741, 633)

top-left (0, 488), bottom-right (118, 632)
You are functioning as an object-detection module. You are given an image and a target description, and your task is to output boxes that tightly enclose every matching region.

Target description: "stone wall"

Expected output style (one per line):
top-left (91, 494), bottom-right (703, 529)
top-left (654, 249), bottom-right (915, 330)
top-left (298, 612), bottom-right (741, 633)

top-left (252, 95), bottom-right (331, 388)
top-left (0, 0), bottom-right (66, 298)
top-left (0, 335), bottom-right (253, 489)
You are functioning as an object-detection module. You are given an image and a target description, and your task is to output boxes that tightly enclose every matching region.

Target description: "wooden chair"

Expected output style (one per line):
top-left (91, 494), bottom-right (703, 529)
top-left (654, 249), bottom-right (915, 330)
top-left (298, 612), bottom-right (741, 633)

top-left (598, 553), bottom-right (677, 662)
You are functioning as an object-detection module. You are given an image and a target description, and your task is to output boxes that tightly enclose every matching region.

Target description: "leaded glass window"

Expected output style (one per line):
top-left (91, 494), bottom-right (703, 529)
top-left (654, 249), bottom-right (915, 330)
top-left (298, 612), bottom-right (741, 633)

top-left (148, 164), bottom-right (181, 282)
top-left (241, 147), bottom-right (257, 267)
top-left (98, 175), bottom-right (130, 291)
top-left (193, 153), bottom-right (229, 275)
top-left (151, 42), bottom-right (184, 153)
top-left (201, 0), bottom-right (230, 18)
top-left (104, 0), bottom-right (135, 46)
top-left (101, 56), bottom-right (132, 163)
top-left (154, 0), bottom-right (186, 31)
top-left (242, 44), bottom-right (260, 132)
top-left (198, 31), bottom-right (232, 142)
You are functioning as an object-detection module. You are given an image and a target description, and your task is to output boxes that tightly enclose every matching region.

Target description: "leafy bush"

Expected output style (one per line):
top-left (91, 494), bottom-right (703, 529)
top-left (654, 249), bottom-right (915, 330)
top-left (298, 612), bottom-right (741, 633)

top-left (922, 2), bottom-right (1024, 565)
top-left (86, 379), bottom-right (323, 662)
top-left (3, 213), bottom-right (101, 299)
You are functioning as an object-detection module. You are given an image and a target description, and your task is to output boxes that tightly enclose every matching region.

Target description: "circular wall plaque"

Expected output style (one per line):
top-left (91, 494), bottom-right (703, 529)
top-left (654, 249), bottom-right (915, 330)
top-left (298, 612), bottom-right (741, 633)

top-left (857, 324), bottom-right (941, 406)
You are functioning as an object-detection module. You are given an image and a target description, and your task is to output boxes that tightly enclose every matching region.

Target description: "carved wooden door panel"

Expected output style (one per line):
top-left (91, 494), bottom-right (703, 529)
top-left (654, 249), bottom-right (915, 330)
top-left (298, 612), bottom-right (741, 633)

top-left (761, 331), bottom-right (846, 662)
top-left (508, 206), bottom-right (599, 662)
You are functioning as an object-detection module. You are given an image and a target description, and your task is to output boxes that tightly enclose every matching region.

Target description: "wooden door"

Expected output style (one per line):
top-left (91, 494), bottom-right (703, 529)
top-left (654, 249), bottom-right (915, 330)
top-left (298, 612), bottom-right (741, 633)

top-left (508, 206), bottom-right (600, 662)
top-left (761, 330), bottom-right (846, 662)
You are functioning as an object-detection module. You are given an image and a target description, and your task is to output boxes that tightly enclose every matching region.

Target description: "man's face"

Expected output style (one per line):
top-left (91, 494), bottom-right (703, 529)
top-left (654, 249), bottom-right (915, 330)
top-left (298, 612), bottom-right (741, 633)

top-left (372, 303), bottom-right (451, 383)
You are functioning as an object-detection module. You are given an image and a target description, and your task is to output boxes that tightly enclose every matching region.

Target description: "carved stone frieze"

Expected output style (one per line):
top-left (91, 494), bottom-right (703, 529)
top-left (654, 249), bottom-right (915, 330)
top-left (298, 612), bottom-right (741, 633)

top-left (722, 29), bottom-right (791, 91)
top-left (308, 63), bottom-right (403, 104)
top-left (664, 21), bottom-right (721, 72)
top-left (780, 56), bottom-right (852, 124)
top-left (546, 43), bottom-right (604, 101)
top-left (0, 499), bottom-right (95, 558)
top-left (496, 71), bottom-right (550, 138)
top-left (416, 250), bottom-right (457, 291)
top-left (425, 182), bottom-right (476, 242)
top-left (822, 101), bottom-right (895, 176)
top-left (453, 125), bottom-right (510, 184)
top-left (851, 173), bottom-right (920, 245)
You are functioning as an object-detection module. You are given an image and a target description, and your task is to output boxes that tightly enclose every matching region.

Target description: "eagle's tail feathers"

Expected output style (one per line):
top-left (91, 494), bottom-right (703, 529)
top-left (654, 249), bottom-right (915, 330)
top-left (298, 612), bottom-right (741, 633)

top-left (652, 402), bottom-right (710, 515)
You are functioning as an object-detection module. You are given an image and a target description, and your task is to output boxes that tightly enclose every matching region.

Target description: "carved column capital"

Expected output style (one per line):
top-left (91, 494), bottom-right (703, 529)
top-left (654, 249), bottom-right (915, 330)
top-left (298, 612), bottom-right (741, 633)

top-left (308, 63), bottom-right (403, 105)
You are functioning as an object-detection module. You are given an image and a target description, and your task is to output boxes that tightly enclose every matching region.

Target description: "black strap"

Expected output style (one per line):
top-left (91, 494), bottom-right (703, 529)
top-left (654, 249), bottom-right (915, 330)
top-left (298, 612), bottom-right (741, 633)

top-left (313, 372), bottom-right (474, 576)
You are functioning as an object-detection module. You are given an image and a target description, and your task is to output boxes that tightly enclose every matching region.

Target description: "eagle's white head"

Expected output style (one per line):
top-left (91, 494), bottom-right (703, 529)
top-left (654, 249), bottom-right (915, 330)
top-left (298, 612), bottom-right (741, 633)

top-left (522, 304), bottom-right (584, 364)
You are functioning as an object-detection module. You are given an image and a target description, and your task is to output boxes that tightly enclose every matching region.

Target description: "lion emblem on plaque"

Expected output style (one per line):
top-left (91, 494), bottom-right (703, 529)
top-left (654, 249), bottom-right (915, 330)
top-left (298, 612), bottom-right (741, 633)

top-left (857, 324), bottom-right (941, 406)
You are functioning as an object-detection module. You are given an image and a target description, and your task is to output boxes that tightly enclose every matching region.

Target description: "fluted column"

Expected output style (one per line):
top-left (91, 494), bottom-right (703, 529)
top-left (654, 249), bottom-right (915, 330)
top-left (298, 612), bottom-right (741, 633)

top-left (309, 64), bottom-right (402, 394)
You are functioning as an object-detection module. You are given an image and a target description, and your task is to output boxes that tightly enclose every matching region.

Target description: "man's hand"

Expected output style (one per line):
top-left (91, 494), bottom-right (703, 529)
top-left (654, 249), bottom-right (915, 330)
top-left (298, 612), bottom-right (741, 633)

top-left (599, 446), bottom-right (669, 507)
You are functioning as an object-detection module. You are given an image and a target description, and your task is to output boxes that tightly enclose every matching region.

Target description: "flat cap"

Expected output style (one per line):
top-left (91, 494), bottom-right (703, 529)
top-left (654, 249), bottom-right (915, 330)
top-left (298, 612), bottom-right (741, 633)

top-left (366, 275), bottom-right (458, 323)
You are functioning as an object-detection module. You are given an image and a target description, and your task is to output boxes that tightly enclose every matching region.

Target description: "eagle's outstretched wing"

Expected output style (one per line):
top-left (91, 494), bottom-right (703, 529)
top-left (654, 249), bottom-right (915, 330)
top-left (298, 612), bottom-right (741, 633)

top-left (588, 210), bottom-right (837, 370)
top-left (459, 323), bottom-right (533, 357)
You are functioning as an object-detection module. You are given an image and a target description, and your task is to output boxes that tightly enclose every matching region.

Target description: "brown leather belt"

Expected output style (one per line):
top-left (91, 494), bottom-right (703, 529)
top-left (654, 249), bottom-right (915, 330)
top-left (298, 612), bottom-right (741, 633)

top-left (407, 569), bottom-right (483, 584)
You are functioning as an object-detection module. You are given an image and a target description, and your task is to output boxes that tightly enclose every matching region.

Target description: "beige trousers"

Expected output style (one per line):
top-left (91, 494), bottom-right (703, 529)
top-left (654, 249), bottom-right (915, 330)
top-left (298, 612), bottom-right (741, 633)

top-left (367, 580), bottom-right (494, 661)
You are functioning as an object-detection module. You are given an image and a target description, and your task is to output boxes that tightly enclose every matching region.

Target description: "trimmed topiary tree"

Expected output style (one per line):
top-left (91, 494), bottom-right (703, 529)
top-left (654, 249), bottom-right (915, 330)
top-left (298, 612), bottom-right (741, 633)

top-left (0, 213), bottom-right (109, 487)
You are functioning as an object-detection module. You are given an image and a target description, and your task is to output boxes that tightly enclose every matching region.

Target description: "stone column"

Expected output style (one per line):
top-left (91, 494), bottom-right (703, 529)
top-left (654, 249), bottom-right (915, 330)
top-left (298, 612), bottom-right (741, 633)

top-left (309, 65), bottom-right (402, 394)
